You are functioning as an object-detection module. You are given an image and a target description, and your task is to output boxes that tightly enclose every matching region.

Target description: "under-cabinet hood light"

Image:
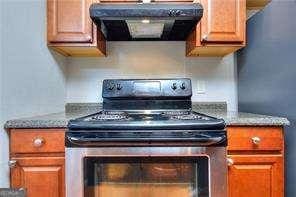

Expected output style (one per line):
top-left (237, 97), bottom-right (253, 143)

top-left (141, 19), bottom-right (150, 24)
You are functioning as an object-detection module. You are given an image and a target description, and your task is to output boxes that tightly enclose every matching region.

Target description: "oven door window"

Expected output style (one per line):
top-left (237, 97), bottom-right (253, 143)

top-left (84, 157), bottom-right (209, 197)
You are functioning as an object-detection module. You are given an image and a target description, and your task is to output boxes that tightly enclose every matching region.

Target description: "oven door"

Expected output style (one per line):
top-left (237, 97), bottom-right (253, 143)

top-left (66, 147), bottom-right (226, 197)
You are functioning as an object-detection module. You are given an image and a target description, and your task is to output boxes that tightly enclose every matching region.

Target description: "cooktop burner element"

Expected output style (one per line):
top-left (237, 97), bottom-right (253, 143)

top-left (83, 110), bottom-right (211, 122)
top-left (162, 111), bottom-right (211, 121)
top-left (66, 78), bottom-right (226, 147)
top-left (85, 111), bottom-right (129, 121)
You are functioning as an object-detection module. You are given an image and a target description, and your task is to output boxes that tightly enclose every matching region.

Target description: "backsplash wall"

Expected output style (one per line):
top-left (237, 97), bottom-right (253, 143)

top-left (66, 42), bottom-right (238, 111)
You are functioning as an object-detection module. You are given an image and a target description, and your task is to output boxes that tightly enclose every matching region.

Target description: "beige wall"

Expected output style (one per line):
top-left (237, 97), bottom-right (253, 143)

top-left (0, 0), bottom-right (67, 187)
top-left (66, 42), bottom-right (238, 111)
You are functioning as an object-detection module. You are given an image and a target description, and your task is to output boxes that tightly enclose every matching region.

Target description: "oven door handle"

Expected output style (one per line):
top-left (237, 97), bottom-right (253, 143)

top-left (66, 135), bottom-right (226, 146)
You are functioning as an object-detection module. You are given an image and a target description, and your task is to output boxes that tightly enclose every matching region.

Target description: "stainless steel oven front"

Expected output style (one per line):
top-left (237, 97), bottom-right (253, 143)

top-left (66, 146), bottom-right (227, 197)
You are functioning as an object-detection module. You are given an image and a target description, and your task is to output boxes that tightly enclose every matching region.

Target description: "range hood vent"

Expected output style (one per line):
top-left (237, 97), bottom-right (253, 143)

top-left (90, 3), bottom-right (203, 41)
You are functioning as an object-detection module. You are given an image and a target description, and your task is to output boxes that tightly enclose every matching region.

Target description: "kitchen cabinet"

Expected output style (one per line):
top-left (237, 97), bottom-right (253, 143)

top-left (228, 155), bottom-right (283, 197)
top-left (8, 126), bottom-right (284, 197)
top-left (186, 0), bottom-right (246, 56)
top-left (46, 0), bottom-right (271, 57)
top-left (9, 129), bottom-right (66, 197)
top-left (247, 0), bottom-right (271, 9)
top-left (47, 0), bottom-right (106, 57)
top-left (10, 157), bottom-right (65, 197)
top-left (227, 126), bottom-right (284, 197)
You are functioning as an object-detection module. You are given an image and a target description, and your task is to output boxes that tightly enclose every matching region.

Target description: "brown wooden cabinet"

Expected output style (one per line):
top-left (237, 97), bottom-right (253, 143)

top-left (10, 157), bottom-right (65, 197)
top-left (8, 126), bottom-right (284, 197)
top-left (228, 155), bottom-right (283, 197)
top-left (46, 0), bottom-right (271, 57)
top-left (186, 0), bottom-right (246, 56)
top-left (9, 129), bottom-right (66, 197)
top-left (47, 0), bottom-right (106, 57)
top-left (227, 126), bottom-right (284, 197)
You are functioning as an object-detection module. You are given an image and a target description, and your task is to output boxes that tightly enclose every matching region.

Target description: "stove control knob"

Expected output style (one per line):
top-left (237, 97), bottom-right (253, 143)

top-left (116, 83), bottom-right (122, 90)
top-left (180, 82), bottom-right (186, 90)
top-left (171, 83), bottom-right (177, 90)
top-left (107, 83), bottom-right (115, 90)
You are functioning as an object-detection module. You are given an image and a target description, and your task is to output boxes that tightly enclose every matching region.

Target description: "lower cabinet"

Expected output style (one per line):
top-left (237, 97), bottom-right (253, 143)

top-left (227, 155), bottom-right (283, 197)
top-left (10, 157), bottom-right (65, 197)
top-left (227, 126), bottom-right (284, 197)
top-left (8, 127), bottom-right (284, 197)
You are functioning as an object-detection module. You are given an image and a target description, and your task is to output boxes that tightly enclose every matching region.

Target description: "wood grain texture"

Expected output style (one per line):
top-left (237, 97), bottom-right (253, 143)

top-left (47, 0), bottom-right (106, 56)
top-left (186, 0), bottom-right (246, 56)
top-left (227, 126), bottom-right (283, 152)
top-left (247, 0), bottom-right (271, 10)
top-left (10, 156), bottom-right (65, 197)
top-left (10, 129), bottom-right (65, 154)
top-left (49, 46), bottom-right (106, 57)
top-left (199, 0), bottom-right (246, 43)
top-left (228, 155), bottom-right (283, 197)
top-left (47, 0), bottom-right (93, 43)
top-left (186, 45), bottom-right (243, 56)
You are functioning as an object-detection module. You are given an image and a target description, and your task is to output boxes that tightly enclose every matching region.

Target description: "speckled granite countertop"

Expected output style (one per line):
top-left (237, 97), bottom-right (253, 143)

top-left (4, 103), bottom-right (290, 129)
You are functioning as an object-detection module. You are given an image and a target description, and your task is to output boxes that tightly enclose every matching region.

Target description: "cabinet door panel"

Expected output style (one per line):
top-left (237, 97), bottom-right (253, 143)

top-left (228, 155), bottom-right (283, 197)
top-left (47, 0), bottom-right (93, 43)
top-left (11, 157), bottom-right (65, 197)
top-left (199, 0), bottom-right (246, 43)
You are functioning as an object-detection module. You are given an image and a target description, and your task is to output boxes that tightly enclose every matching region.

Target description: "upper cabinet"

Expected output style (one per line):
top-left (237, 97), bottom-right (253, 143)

top-left (186, 0), bottom-right (246, 56)
top-left (47, 0), bottom-right (270, 57)
top-left (199, 0), bottom-right (245, 43)
top-left (47, 0), bottom-right (106, 57)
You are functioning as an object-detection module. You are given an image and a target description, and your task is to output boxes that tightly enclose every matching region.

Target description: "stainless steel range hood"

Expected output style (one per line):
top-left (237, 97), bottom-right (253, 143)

top-left (89, 3), bottom-right (203, 41)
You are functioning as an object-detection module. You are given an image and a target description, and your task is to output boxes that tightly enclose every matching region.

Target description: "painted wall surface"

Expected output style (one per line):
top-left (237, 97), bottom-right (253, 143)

top-left (0, 0), bottom-right (67, 187)
top-left (66, 42), bottom-right (238, 111)
top-left (237, 1), bottom-right (296, 196)
top-left (0, 1), bottom-right (3, 181)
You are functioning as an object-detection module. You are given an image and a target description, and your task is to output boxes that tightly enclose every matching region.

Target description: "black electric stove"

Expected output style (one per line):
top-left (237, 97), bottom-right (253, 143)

top-left (66, 78), bottom-right (226, 147)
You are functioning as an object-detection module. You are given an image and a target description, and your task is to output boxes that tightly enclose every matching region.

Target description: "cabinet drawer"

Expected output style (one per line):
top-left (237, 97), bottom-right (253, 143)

top-left (227, 127), bottom-right (283, 151)
top-left (10, 129), bottom-right (65, 154)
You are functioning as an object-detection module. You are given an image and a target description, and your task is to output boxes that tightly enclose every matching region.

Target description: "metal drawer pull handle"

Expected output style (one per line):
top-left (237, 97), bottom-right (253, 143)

top-left (251, 136), bottom-right (261, 145)
top-left (227, 157), bottom-right (234, 166)
top-left (202, 35), bottom-right (208, 41)
top-left (33, 138), bottom-right (44, 147)
top-left (8, 160), bottom-right (17, 168)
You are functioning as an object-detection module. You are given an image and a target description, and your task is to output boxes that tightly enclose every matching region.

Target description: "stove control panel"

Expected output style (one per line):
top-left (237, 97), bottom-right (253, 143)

top-left (102, 78), bottom-right (192, 98)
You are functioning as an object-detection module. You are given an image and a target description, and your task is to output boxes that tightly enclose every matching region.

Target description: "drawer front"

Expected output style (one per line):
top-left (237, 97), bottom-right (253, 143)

top-left (227, 127), bottom-right (283, 151)
top-left (10, 129), bottom-right (65, 154)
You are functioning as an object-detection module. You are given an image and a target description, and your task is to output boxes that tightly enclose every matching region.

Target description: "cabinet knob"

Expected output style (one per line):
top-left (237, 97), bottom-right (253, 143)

top-left (227, 157), bottom-right (234, 166)
top-left (251, 136), bottom-right (261, 145)
top-left (33, 138), bottom-right (44, 147)
top-left (8, 160), bottom-right (17, 168)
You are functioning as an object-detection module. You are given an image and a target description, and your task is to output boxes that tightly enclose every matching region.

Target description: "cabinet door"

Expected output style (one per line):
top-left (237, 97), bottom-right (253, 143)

top-left (47, 0), bottom-right (94, 43)
top-left (228, 155), bottom-right (283, 197)
top-left (199, 0), bottom-right (246, 43)
top-left (10, 157), bottom-right (65, 197)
